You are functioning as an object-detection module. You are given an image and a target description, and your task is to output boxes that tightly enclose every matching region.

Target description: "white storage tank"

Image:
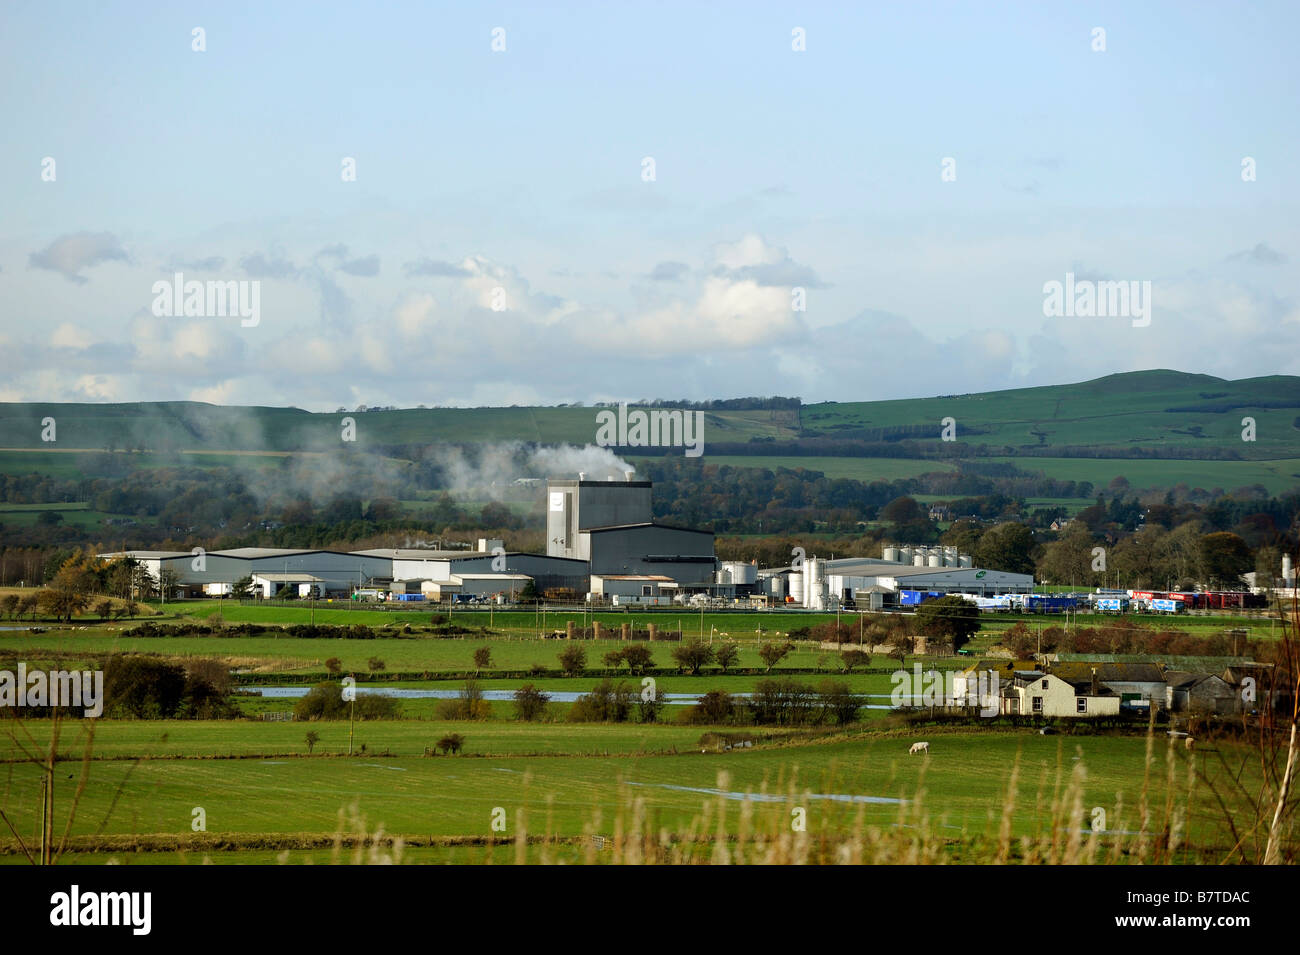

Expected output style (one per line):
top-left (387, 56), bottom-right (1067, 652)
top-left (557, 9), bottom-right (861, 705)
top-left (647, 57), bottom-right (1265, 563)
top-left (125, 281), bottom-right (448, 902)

top-left (882, 546), bottom-right (901, 563)
top-left (927, 554), bottom-right (943, 567)
top-left (913, 554), bottom-right (925, 566)
top-left (766, 575), bottom-right (786, 599)
top-left (722, 561), bottom-right (757, 586)
top-left (789, 572), bottom-right (804, 605)
top-left (806, 558), bottom-right (823, 610)
top-left (899, 547), bottom-right (913, 563)
top-left (959, 555), bottom-right (973, 568)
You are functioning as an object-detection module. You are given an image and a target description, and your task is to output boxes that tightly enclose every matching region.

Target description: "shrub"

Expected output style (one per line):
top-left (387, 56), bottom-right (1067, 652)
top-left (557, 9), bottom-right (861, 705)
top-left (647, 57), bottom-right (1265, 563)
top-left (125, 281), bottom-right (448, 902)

top-left (688, 689), bottom-right (737, 725)
top-left (434, 680), bottom-right (490, 720)
top-left (294, 683), bottom-right (399, 721)
top-left (513, 684), bottom-right (550, 721)
top-left (816, 679), bottom-right (860, 725)
top-left (568, 679), bottom-right (635, 722)
top-left (558, 644), bottom-right (587, 676)
top-left (714, 643), bottom-right (740, 673)
top-left (746, 678), bottom-right (818, 725)
top-left (436, 733), bottom-right (464, 755)
top-left (367, 656), bottom-right (386, 672)
top-left (840, 649), bottom-right (871, 673)
top-left (671, 640), bottom-right (715, 675)
top-left (324, 657), bottom-right (342, 675)
top-left (758, 642), bottom-right (794, 672)
top-left (473, 647), bottom-right (492, 671)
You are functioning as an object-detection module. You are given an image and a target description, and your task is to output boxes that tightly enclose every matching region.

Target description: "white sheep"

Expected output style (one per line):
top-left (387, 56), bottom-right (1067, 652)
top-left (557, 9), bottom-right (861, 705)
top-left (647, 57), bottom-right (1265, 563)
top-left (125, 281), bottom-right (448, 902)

top-left (909, 741), bottom-right (930, 755)
top-left (1185, 736), bottom-right (1195, 751)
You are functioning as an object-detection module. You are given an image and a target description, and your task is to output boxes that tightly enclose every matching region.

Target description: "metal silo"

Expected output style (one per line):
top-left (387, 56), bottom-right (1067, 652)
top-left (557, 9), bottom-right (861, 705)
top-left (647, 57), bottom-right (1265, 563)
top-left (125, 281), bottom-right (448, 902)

top-left (788, 572), bottom-right (804, 605)
top-left (806, 558), bottom-right (823, 610)
top-left (882, 546), bottom-right (901, 563)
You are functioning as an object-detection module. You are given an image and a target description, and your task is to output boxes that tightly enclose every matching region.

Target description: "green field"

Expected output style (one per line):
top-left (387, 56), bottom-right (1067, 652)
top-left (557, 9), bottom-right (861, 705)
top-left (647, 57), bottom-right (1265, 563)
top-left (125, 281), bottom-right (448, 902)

top-left (1, 590), bottom-right (1294, 864)
top-left (0, 724), bottom-right (1264, 861)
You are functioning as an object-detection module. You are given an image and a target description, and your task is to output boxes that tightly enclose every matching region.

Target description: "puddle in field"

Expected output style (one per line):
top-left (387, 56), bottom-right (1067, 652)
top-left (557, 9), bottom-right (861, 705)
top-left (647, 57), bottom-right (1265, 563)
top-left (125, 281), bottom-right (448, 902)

top-left (362, 764), bottom-right (408, 772)
top-left (260, 761), bottom-right (286, 765)
top-left (627, 782), bottom-right (904, 805)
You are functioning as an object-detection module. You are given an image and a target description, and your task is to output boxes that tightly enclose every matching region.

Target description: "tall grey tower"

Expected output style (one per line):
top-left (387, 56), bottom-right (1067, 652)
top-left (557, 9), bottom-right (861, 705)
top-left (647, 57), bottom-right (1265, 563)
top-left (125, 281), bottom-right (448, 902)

top-left (546, 476), bottom-right (652, 561)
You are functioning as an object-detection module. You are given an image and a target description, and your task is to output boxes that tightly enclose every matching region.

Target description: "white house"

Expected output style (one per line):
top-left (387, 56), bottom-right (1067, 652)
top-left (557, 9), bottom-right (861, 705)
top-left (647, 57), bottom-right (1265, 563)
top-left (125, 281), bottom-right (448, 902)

top-left (1002, 670), bottom-right (1121, 717)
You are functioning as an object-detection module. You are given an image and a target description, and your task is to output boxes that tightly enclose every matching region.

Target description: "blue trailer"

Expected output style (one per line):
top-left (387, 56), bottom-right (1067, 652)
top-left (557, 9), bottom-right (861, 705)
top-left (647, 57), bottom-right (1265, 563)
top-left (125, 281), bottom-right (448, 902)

top-left (1151, 598), bottom-right (1183, 614)
top-left (899, 590), bottom-right (943, 607)
top-left (1096, 597), bottom-right (1128, 613)
top-left (1023, 595), bottom-right (1078, 614)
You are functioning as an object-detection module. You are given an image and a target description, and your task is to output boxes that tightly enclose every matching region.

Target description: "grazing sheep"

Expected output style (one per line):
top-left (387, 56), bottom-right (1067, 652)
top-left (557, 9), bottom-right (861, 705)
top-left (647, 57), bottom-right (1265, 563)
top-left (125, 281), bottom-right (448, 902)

top-left (1185, 736), bottom-right (1195, 751)
top-left (909, 741), bottom-right (930, 755)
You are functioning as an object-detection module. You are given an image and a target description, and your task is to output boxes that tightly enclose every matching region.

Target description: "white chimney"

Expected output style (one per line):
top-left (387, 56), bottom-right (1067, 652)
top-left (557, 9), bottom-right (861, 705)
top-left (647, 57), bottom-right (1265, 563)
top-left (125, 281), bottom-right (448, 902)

top-left (624, 470), bottom-right (635, 482)
top-left (578, 471), bottom-right (586, 481)
top-left (1285, 554), bottom-right (1295, 583)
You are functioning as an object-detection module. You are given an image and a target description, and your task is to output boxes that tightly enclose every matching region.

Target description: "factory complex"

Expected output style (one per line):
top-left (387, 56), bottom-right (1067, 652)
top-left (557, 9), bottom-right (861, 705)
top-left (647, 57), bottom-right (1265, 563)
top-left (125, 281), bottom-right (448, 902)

top-left (103, 476), bottom-right (1034, 610)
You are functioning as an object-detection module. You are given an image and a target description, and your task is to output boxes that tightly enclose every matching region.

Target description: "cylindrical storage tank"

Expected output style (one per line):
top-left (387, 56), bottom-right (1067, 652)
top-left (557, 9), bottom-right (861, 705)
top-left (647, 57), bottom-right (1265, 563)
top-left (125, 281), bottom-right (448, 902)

top-left (943, 554), bottom-right (957, 567)
top-left (959, 555), bottom-right (973, 568)
top-left (723, 561), bottom-right (757, 585)
top-left (766, 575), bottom-right (786, 599)
top-left (716, 569), bottom-right (731, 585)
top-left (913, 554), bottom-right (925, 566)
top-left (806, 558), bottom-right (823, 610)
top-left (882, 546), bottom-right (900, 563)
top-left (788, 572), bottom-right (804, 605)
top-left (899, 547), bottom-right (913, 564)
top-left (1285, 554), bottom-right (1295, 582)
top-left (927, 554), bottom-right (942, 567)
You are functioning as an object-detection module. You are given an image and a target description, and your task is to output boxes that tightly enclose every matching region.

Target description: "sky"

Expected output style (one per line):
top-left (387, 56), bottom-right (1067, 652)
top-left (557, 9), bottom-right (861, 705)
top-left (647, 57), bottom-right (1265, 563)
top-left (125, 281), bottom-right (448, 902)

top-left (1, 0), bottom-right (1297, 410)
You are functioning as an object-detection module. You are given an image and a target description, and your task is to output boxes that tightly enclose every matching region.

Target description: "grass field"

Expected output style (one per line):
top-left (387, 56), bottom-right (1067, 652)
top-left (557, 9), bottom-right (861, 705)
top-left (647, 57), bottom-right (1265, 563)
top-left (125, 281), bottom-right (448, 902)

top-left (0, 591), bottom-right (1293, 865)
top-left (0, 725), bottom-right (1267, 860)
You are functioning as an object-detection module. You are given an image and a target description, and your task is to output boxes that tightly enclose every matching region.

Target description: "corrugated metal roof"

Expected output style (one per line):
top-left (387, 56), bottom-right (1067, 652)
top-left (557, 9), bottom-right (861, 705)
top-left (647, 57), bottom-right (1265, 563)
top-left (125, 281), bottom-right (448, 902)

top-left (98, 550), bottom-right (190, 559)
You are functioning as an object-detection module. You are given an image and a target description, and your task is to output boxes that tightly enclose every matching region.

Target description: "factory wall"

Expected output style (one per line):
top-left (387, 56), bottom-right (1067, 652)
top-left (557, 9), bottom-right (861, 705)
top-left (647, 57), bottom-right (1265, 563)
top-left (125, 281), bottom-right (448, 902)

top-left (583, 525), bottom-right (716, 584)
top-left (547, 480), bottom-right (653, 560)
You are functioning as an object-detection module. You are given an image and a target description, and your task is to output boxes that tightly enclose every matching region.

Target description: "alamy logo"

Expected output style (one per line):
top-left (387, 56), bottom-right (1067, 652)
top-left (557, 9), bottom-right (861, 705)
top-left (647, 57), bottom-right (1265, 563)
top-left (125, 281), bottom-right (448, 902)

top-left (891, 664), bottom-right (1000, 717)
top-left (152, 272), bottom-right (260, 327)
top-left (50, 885), bottom-right (151, 935)
top-left (1042, 272), bottom-right (1151, 327)
top-left (0, 665), bottom-right (103, 717)
top-left (595, 403), bottom-right (704, 458)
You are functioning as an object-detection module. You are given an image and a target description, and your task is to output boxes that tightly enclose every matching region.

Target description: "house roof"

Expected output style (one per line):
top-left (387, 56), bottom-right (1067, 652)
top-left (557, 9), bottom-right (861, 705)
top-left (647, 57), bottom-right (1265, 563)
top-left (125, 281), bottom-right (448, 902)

top-left (1164, 671), bottom-right (1228, 690)
top-left (1052, 662), bottom-right (1166, 685)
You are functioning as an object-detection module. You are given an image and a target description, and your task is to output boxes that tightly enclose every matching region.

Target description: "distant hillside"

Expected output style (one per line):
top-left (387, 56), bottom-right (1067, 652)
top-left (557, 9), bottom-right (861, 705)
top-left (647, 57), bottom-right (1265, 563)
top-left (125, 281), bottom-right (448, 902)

top-left (0, 370), bottom-right (1297, 493)
top-left (1, 370), bottom-right (1296, 454)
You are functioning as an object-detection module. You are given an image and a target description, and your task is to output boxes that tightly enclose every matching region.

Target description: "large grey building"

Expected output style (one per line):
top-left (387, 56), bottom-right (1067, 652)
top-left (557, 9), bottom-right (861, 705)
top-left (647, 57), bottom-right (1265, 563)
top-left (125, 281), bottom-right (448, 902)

top-left (545, 477), bottom-right (716, 586)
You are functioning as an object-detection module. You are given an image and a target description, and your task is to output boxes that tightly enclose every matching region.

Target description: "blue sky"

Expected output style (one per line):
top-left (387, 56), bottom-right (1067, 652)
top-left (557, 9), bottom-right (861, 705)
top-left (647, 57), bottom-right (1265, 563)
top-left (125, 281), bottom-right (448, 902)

top-left (1, 0), bottom-right (1296, 409)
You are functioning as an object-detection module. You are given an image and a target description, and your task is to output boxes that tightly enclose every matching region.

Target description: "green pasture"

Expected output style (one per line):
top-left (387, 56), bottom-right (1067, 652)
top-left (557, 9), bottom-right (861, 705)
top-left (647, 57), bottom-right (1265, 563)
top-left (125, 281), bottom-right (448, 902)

top-left (0, 729), bottom-right (1267, 853)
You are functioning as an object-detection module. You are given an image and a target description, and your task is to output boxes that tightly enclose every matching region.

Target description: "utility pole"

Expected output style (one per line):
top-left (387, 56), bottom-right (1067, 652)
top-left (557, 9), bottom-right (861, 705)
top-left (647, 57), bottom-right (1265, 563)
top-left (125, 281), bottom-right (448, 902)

top-left (348, 689), bottom-right (356, 756)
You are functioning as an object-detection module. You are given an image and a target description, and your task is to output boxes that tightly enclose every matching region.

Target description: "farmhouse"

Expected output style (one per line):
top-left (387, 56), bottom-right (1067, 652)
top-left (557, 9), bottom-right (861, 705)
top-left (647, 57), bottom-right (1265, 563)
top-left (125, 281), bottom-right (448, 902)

top-left (1050, 662), bottom-right (1166, 711)
top-left (1001, 670), bottom-right (1121, 718)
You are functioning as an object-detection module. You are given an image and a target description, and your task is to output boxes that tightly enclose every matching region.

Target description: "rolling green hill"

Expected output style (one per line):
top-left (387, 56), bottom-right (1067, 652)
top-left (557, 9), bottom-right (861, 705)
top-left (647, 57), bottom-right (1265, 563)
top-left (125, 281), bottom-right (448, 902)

top-left (0, 370), bottom-right (1297, 493)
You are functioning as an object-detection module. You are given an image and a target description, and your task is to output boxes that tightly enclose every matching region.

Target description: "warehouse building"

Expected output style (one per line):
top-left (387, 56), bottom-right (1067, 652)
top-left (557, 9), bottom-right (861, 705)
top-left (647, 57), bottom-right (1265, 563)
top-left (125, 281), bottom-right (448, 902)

top-left (759, 555), bottom-right (1034, 609)
top-left (546, 477), bottom-right (716, 587)
top-left (100, 548), bottom-right (394, 598)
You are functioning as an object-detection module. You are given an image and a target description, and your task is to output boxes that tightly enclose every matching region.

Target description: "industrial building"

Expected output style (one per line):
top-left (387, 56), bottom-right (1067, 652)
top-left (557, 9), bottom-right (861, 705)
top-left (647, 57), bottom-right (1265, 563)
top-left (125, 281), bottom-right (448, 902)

top-left (98, 547), bottom-right (395, 599)
top-left (757, 547), bottom-right (1033, 610)
top-left (101, 475), bottom-right (720, 602)
top-left (546, 477), bottom-right (717, 587)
